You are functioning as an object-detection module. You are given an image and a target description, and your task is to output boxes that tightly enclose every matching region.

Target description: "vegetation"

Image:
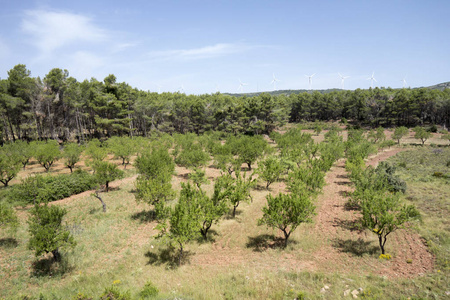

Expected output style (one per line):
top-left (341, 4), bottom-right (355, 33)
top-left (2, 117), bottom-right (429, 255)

top-left (33, 140), bottom-right (61, 172)
top-left (62, 142), bottom-right (84, 172)
top-left (0, 143), bottom-right (22, 186)
top-left (27, 203), bottom-right (76, 262)
top-left (258, 191), bottom-right (315, 247)
top-left (92, 161), bottom-right (124, 192)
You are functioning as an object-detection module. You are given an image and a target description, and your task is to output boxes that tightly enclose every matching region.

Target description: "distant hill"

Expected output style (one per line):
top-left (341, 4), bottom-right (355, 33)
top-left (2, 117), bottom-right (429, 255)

top-left (424, 81), bottom-right (450, 91)
top-left (224, 81), bottom-right (450, 97)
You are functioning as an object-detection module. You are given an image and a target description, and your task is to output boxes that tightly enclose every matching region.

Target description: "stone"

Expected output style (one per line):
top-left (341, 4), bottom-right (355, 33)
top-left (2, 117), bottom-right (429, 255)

top-left (351, 289), bottom-right (359, 298)
top-left (344, 289), bottom-right (351, 296)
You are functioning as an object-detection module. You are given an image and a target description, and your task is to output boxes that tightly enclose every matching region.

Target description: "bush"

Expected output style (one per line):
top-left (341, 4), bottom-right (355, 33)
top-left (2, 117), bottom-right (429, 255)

top-left (139, 280), bottom-right (159, 299)
top-left (8, 170), bottom-right (97, 205)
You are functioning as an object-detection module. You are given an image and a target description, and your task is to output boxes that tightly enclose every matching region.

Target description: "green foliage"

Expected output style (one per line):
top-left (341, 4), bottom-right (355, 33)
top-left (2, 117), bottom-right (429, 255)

top-left (256, 156), bottom-right (283, 189)
top-left (135, 148), bottom-right (175, 218)
top-left (227, 171), bottom-right (256, 217)
top-left (92, 161), bottom-right (124, 191)
top-left (228, 135), bottom-right (268, 170)
top-left (188, 168), bottom-right (209, 189)
top-left (258, 191), bottom-right (315, 247)
top-left (0, 143), bottom-right (22, 186)
top-left (361, 191), bottom-right (420, 254)
top-left (8, 170), bottom-right (97, 205)
top-left (413, 126), bottom-right (431, 145)
top-left (288, 165), bottom-right (325, 197)
top-left (85, 139), bottom-right (108, 163)
top-left (27, 203), bottom-right (76, 261)
top-left (100, 284), bottom-right (131, 300)
top-left (157, 183), bottom-right (202, 265)
top-left (175, 144), bottom-right (210, 169)
top-left (139, 280), bottom-right (159, 299)
top-left (11, 140), bottom-right (33, 169)
top-left (32, 140), bottom-right (61, 172)
top-left (392, 126), bottom-right (409, 144)
top-left (0, 202), bottom-right (19, 232)
top-left (135, 148), bottom-right (175, 179)
top-left (62, 143), bottom-right (84, 172)
top-left (367, 127), bottom-right (386, 143)
top-left (107, 136), bottom-right (136, 168)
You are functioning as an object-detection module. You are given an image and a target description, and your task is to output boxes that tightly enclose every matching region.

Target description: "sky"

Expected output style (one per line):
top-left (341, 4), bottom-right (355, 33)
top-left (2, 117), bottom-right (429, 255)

top-left (0, 0), bottom-right (449, 95)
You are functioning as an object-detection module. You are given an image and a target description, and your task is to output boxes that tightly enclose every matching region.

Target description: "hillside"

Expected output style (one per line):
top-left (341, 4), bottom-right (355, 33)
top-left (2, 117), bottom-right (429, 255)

top-left (225, 81), bottom-right (450, 97)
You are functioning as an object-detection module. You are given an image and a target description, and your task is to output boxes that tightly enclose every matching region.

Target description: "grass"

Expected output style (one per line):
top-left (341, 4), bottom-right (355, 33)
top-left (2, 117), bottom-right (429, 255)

top-left (387, 146), bottom-right (450, 273)
top-left (0, 132), bottom-right (449, 299)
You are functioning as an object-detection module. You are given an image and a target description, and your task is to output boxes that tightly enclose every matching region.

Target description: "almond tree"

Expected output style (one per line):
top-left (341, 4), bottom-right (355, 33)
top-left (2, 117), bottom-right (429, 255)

top-left (361, 190), bottom-right (420, 255)
top-left (258, 190), bottom-right (315, 247)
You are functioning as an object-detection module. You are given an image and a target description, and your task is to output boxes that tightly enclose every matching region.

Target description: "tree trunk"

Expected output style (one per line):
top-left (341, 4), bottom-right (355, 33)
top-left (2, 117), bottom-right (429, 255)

top-left (52, 248), bottom-right (61, 262)
top-left (283, 230), bottom-right (291, 248)
top-left (201, 221), bottom-right (212, 240)
top-left (93, 191), bottom-right (107, 212)
top-left (178, 242), bottom-right (183, 266)
top-left (233, 203), bottom-right (239, 218)
top-left (378, 235), bottom-right (385, 255)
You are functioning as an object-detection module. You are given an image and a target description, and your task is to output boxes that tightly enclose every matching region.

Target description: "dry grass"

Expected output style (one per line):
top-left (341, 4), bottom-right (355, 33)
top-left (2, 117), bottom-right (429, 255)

top-left (0, 131), bottom-right (448, 299)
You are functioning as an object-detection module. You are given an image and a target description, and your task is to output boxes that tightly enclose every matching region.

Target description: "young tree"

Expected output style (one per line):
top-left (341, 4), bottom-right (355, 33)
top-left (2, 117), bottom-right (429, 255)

top-left (188, 168), bottom-right (209, 189)
top-left (258, 191), bottom-right (315, 247)
top-left (158, 184), bottom-right (201, 265)
top-left (361, 191), bottom-right (420, 255)
top-left (85, 139), bottom-right (108, 164)
top-left (12, 140), bottom-right (33, 169)
top-left (62, 143), bottom-right (84, 173)
top-left (367, 127), bottom-right (386, 143)
top-left (228, 135), bottom-right (268, 170)
top-left (107, 136), bottom-right (136, 169)
top-left (392, 126), bottom-right (409, 144)
top-left (413, 126), bottom-right (431, 145)
top-left (135, 148), bottom-right (176, 219)
top-left (228, 171), bottom-right (256, 217)
top-left (33, 140), bottom-right (61, 172)
top-left (256, 155), bottom-right (283, 189)
top-left (92, 161), bottom-right (124, 192)
top-left (28, 203), bottom-right (76, 262)
top-left (0, 144), bottom-right (22, 186)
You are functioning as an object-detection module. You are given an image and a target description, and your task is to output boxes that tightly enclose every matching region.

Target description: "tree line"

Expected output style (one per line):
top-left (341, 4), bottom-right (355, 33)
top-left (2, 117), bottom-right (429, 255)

top-left (1, 64), bottom-right (449, 143)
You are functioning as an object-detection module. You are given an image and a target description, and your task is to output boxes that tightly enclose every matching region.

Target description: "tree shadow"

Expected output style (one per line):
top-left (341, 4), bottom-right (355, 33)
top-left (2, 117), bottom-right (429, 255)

top-left (30, 255), bottom-right (74, 278)
top-left (344, 200), bottom-right (361, 211)
top-left (253, 184), bottom-right (268, 191)
top-left (131, 209), bottom-right (156, 223)
top-left (336, 174), bottom-right (349, 179)
top-left (339, 190), bottom-right (351, 197)
top-left (144, 246), bottom-right (193, 268)
top-left (335, 181), bottom-right (351, 186)
top-left (0, 237), bottom-right (18, 248)
top-left (196, 229), bottom-right (218, 244)
top-left (333, 218), bottom-right (364, 233)
top-left (224, 209), bottom-right (243, 220)
top-left (246, 234), bottom-right (293, 252)
top-left (332, 238), bottom-right (379, 257)
top-left (89, 207), bottom-right (103, 214)
top-left (176, 173), bottom-right (190, 180)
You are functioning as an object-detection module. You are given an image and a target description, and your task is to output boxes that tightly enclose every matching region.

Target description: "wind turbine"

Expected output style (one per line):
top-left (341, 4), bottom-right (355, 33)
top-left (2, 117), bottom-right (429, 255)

top-left (238, 79), bottom-right (248, 93)
top-left (270, 73), bottom-right (280, 91)
top-left (178, 84), bottom-right (185, 93)
top-left (305, 73), bottom-right (315, 90)
top-left (401, 77), bottom-right (407, 88)
top-left (338, 73), bottom-right (350, 89)
top-left (367, 72), bottom-right (377, 88)
top-left (156, 84), bottom-right (162, 94)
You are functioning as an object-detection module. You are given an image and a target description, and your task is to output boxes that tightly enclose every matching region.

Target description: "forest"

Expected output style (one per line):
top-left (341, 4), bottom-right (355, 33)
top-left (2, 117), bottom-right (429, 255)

top-left (1, 64), bottom-right (449, 143)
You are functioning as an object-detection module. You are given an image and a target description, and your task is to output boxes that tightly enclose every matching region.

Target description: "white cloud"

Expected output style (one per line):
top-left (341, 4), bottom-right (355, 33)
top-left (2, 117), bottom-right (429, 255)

top-left (21, 10), bottom-right (106, 55)
top-left (147, 43), bottom-right (253, 61)
top-left (67, 51), bottom-right (106, 80)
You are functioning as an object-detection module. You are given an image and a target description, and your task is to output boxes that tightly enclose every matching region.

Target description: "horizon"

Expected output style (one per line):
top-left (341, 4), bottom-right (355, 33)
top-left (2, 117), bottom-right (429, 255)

top-left (0, 1), bottom-right (449, 95)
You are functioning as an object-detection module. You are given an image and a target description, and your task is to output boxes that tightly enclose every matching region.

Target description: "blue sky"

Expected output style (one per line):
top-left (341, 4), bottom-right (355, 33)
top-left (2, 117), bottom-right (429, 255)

top-left (0, 0), bottom-right (448, 94)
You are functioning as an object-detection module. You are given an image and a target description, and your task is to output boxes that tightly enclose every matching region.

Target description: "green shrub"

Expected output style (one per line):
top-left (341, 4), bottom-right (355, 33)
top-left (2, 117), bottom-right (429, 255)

top-left (8, 170), bottom-right (97, 205)
top-left (100, 284), bottom-right (131, 300)
top-left (139, 280), bottom-right (159, 299)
